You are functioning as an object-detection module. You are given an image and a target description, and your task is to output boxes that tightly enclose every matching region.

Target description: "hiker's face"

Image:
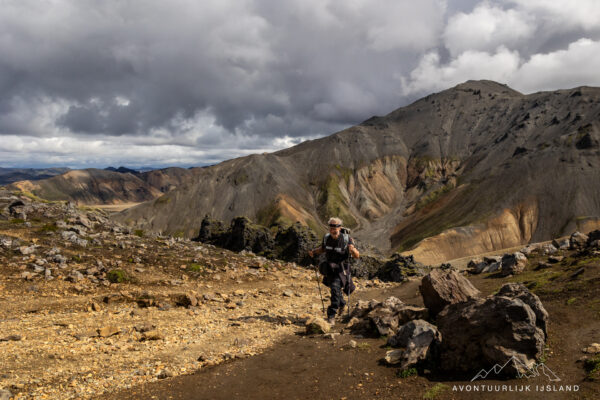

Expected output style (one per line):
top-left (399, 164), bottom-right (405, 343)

top-left (329, 224), bottom-right (340, 238)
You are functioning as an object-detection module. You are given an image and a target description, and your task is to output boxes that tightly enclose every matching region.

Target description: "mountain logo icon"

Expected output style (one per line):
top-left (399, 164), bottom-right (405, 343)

top-left (471, 356), bottom-right (561, 382)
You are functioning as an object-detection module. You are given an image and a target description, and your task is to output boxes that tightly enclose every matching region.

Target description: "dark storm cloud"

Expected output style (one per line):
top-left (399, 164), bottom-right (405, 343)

top-left (1, 0), bottom-right (600, 168)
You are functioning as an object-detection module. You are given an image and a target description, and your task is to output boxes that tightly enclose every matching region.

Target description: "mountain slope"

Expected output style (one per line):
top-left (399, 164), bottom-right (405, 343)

top-left (10, 167), bottom-right (198, 205)
top-left (114, 80), bottom-right (600, 263)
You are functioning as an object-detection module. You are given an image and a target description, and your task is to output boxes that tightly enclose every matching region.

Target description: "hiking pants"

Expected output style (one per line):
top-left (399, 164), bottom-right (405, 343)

top-left (327, 275), bottom-right (346, 319)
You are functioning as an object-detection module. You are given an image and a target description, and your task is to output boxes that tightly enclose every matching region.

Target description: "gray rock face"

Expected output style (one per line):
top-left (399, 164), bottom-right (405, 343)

top-left (436, 283), bottom-right (547, 376)
top-left (496, 283), bottom-right (548, 339)
top-left (419, 269), bottom-right (481, 316)
top-left (386, 319), bottom-right (441, 369)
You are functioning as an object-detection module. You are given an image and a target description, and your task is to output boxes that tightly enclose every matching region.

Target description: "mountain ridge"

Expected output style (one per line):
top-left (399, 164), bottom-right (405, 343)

top-left (42, 80), bottom-right (600, 263)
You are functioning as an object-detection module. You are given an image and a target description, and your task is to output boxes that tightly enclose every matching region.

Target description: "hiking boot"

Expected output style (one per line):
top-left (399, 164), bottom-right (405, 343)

top-left (337, 305), bottom-right (346, 316)
top-left (327, 317), bottom-right (336, 325)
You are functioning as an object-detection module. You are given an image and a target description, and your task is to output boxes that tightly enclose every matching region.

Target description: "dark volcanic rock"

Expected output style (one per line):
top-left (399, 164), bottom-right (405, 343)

top-left (377, 254), bottom-right (428, 282)
top-left (436, 283), bottom-right (547, 376)
top-left (274, 222), bottom-right (319, 265)
top-left (195, 215), bottom-right (227, 244)
top-left (419, 269), bottom-right (481, 316)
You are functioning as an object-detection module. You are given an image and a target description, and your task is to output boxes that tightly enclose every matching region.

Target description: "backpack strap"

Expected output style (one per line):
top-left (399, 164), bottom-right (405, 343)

top-left (341, 233), bottom-right (349, 252)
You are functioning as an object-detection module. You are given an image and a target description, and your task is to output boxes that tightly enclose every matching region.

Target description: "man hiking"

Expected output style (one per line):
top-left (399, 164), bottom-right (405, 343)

top-left (308, 217), bottom-right (360, 325)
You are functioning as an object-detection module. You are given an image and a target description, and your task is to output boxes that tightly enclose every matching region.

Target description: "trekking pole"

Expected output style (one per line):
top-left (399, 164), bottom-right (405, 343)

top-left (313, 258), bottom-right (326, 315)
top-left (347, 257), bottom-right (351, 319)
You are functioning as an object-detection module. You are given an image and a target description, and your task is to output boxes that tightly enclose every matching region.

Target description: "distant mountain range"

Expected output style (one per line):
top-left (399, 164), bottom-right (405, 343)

top-left (8, 167), bottom-right (199, 205)
top-left (0, 167), bottom-right (71, 186)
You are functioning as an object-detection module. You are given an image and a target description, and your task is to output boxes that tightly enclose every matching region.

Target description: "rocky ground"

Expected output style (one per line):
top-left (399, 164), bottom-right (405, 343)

top-left (3, 189), bottom-right (600, 400)
top-left (0, 190), bottom-right (396, 399)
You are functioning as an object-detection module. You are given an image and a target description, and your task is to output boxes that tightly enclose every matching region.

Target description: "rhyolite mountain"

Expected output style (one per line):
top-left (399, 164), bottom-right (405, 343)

top-left (10, 167), bottom-right (199, 205)
top-left (114, 80), bottom-right (600, 264)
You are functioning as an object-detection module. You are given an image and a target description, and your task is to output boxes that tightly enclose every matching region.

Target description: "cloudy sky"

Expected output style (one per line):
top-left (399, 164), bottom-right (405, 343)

top-left (1, 0), bottom-right (600, 168)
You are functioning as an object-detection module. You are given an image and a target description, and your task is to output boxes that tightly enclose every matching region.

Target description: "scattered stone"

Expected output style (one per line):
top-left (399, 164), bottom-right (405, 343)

top-left (570, 232), bottom-right (589, 250)
top-left (97, 326), bottom-right (120, 337)
top-left (548, 255), bottom-right (563, 263)
top-left (173, 293), bottom-right (198, 307)
top-left (541, 243), bottom-right (558, 255)
top-left (552, 238), bottom-right (570, 250)
top-left (535, 262), bottom-right (552, 270)
top-left (501, 252), bottom-right (527, 276)
top-left (467, 258), bottom-right (486, 274)
top-left (385, 320), bottom-right (441, 369)
top-left (157, 369), bottom-right (174, 379)
top-left (0, 389), bottom-right (12, 400)
top-left (349, 340), bottom-right (357, 348)
top-left (384, 349), bottom-right (404, 365)
top-left (583, 343), bottom-right (600, 354)
top-left (419, 269), bottom-right (481, 316)
top-left (282, 290), bottom-right (294, 297)
top-left (19, 245), bottom-right (36, 255)
top-left (88, 302), bottom-right (102, 312)
top-left (141, 330), bottom-right (164, 341)
top-left (305, 317), bottom-right (331, 334)
top-left (323, 332), bottom-right (340, 340)
top-left (0, 335), bottom-right (22, 342)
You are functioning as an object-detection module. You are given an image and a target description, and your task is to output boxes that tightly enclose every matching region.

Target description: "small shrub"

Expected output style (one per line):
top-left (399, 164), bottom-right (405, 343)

top-left (133, 229), bottom-right (144, 237)
top-left (106, 269), bottom-right (129, 283)
top-left (566, 297), bottom-right (577, 305)
top-left (39, 224), bottom-right (58, 233)
top-left (397, 368), bottom-right (418, 378)
top-left (423, 383), bottom-right (449, 399)
top-left (188, 263), bottom-right (204, 272)
top-left (584, 357), bottom-right (600, 381)
top-left (10, 218), bottom-right (25, 224)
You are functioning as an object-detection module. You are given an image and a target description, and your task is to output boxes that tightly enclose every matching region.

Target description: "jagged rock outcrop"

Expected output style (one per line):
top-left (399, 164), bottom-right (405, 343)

top-left (274, 223), bottom-right (319, 265)
top-left (419, 269), bottom-right (481, 316)
top-left (435, 283), bottom-right (547, 376)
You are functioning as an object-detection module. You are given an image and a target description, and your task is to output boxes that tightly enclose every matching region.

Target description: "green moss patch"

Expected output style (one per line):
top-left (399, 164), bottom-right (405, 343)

top-left (106, 269), bottom-right (129, 283)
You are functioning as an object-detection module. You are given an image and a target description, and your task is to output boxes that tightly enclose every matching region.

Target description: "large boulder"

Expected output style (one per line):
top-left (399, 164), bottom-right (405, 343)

top-left (500, 252), bottom-right (527, 276)
top-left (419, 269), bottom-right (481, 317)
top-left (386, 319), bottom-right (441, 369)
top-left (436, 283), bottom-right (547, 376)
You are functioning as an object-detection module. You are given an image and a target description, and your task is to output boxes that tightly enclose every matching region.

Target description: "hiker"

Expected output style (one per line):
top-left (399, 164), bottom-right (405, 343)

top-left (308, 217), bottom-right (360, 324)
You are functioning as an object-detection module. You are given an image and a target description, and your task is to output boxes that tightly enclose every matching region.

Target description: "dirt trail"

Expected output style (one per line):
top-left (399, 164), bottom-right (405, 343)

top-left (105, 274), bottom-right (600, 400)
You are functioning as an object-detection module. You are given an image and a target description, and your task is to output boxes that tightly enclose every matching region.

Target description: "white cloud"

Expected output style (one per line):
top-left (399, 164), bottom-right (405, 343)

top-left (511, 38), bottom-right (600, 92)
top-left (510, 0), bottom-right (600, 31)
top-left (444, 2), bottom-right (535, 56)
top-left (403, 46), bottom-right (520, 95)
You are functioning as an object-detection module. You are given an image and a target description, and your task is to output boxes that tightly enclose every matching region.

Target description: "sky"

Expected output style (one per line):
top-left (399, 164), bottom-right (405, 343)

top-left (1, 0), bottom-right (600, 169)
